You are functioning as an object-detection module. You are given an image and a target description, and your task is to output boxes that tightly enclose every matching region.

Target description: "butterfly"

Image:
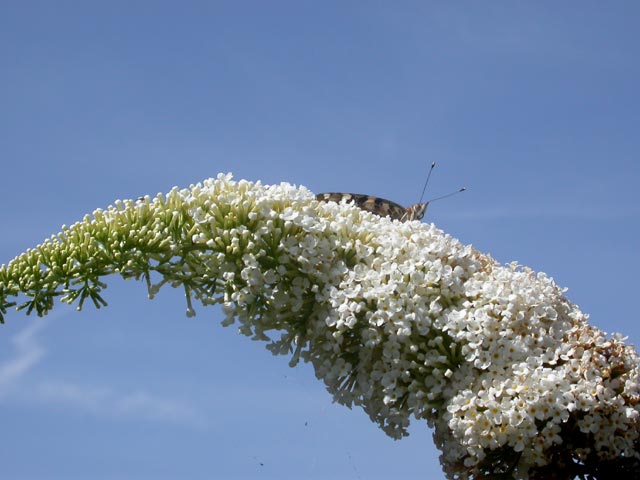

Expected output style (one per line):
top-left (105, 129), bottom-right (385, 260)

top-left (315, 193), bottom-right (427, 222)
top-left (316, 163), bottom-right (464, 223)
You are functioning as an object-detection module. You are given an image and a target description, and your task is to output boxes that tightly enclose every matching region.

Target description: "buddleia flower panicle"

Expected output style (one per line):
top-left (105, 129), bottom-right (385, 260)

top-left (1, 172), bottom-right (638, 478)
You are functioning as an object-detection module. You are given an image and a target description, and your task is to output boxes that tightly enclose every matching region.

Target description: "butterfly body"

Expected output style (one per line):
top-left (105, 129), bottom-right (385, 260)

top-left (316, 192), bottom-right (427, 222)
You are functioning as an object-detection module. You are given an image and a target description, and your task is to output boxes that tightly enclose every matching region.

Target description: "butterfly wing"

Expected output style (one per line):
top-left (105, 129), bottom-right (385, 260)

top-left (316, 193), bottom-right (409, 221)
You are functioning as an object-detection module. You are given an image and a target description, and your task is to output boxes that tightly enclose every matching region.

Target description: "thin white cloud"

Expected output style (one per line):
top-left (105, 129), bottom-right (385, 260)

top-left (36, 381), bottom-right (207, 428)
top-left (0, 319), bottom-right (47, 395)
top-left (0, 319), bottom-right (207, 428)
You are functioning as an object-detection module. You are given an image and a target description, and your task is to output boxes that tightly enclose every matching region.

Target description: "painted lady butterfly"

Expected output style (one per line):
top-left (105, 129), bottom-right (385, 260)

top-left (315, 192), bottom-right (427, 222)
top-left (316, 163), bottom-right (464, 223)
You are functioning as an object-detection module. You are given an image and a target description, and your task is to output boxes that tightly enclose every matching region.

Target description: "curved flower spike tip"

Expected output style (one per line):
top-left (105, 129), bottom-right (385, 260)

top-left (1, 173), bottom-right (638, 479)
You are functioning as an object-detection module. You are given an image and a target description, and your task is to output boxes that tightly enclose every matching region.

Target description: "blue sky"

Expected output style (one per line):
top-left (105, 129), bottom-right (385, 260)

top-left (1, 2), bottom-right (639, 479)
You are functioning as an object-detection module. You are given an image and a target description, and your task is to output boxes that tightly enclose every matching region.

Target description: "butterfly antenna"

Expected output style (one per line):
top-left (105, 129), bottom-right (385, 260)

top-left (427, 187), bottom-right (466, 203)
top-left (418, 162), bottom-right (436, 204)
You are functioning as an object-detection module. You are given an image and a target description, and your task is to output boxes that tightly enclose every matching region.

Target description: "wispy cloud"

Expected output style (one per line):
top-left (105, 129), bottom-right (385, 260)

top-left (0, 319), bottom-right (206, 428)
top-left (0, 319), bottom-right (47, 395)
top-left (36, 381), bottom-right (206, 428)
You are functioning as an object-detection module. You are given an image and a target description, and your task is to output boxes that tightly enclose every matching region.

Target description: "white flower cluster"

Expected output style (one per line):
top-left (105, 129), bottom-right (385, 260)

top-left (436, 266), bottom-right (640, 477)
top-left (183, 175), bottom-right (640, 477)
top-left (2, 173), bottom-right (639, 478)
